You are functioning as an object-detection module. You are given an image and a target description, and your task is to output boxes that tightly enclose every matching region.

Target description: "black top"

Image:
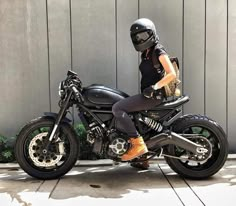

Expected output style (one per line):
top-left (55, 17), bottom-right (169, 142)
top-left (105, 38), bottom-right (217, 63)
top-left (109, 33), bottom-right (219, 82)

top-left (139, 44), bottom-right (167, 92)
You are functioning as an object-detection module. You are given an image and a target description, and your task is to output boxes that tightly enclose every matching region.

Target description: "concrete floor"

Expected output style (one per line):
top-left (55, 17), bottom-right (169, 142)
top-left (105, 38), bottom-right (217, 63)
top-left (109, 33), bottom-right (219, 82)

top-left (0, 160), bottom-right (236, 206)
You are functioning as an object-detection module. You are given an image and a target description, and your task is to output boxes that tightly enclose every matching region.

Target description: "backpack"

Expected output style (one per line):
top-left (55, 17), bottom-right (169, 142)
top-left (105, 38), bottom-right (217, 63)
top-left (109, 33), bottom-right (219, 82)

top-left (152, 49), bottom-right (181, 98)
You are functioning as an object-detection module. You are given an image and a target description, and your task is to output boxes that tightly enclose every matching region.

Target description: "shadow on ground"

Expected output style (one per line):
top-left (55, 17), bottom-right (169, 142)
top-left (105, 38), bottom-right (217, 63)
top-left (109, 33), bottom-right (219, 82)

top-left (0, 161), bottom-right (236, 204)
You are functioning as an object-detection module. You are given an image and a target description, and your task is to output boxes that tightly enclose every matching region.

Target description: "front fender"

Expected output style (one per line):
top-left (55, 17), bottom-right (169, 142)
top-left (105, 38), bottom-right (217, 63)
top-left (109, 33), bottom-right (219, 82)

top-left (43, 112), bottom-right (72, 124)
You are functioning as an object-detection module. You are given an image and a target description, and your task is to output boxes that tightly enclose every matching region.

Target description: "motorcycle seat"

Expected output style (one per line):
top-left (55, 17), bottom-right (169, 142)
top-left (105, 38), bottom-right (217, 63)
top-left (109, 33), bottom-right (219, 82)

top-left (155, 95), bottom-right (190, 110)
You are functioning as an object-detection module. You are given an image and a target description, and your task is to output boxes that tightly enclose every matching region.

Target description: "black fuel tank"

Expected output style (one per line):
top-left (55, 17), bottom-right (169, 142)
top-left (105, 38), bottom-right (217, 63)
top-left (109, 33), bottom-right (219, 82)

top-left (82, 84), bottom-right (129, 108)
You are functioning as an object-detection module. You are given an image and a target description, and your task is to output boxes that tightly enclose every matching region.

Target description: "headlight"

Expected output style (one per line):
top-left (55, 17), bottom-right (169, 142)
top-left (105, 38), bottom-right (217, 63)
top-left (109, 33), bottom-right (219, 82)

top-left (58, 81), bottom-right (65, 97)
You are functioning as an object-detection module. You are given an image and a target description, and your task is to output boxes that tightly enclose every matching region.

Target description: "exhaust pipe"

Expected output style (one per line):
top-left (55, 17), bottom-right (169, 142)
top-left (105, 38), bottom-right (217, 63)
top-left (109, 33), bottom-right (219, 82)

top-left (146, 132), bottom-right (206, 155)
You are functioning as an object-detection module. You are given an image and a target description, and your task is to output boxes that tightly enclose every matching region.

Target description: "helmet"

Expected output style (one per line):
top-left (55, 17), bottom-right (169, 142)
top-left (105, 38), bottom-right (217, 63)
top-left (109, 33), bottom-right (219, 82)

top-left (130, 18), bottom-right (159, 52)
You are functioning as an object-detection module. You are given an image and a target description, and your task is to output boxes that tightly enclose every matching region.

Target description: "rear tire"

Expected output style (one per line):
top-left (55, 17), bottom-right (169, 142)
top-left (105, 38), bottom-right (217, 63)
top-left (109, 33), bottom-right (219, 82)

top-left (15, 117), bottom-right (79, 180)
top-left (165, 114), bottom-right (228, 179)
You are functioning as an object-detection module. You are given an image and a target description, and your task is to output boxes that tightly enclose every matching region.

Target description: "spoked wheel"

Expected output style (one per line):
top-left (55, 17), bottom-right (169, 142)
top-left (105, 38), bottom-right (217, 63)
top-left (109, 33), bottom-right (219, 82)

top-left (165, 115), bottom-right (228, 179)
top-left (15, 117), bottom-right (79, 179)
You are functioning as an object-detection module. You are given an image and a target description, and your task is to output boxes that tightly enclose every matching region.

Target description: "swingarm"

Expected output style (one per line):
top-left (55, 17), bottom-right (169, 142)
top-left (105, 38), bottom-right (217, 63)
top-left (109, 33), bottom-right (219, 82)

top-left (146, 132), bottom-right (209, 156)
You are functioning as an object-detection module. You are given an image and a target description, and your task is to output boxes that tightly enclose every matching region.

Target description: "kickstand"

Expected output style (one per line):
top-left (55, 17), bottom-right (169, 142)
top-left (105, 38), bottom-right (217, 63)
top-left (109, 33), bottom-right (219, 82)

top-left (158, 148), bottom-right (163, 158)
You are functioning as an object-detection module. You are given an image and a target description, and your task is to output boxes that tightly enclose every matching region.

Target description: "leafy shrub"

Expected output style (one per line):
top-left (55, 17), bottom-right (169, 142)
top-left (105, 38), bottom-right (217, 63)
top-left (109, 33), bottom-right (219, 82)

top-left (0, 135), bottom-right (16, 163)
top-left (0, 122), bottom-right (103, 163)
top-left (74, 123), bottom-right (100, 160)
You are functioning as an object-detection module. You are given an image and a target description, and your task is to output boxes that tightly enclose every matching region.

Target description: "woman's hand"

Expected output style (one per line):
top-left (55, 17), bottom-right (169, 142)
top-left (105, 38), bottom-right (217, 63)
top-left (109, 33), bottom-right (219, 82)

top-left (143, 86), bottom-right (155, 98)
top-left (143, 85), bottom-right (162, 99)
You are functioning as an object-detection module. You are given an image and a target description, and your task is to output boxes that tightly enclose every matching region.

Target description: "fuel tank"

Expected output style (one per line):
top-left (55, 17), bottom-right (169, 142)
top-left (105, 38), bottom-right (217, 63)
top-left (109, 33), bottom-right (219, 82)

top-left (82, 84), bottom-right (129, 108)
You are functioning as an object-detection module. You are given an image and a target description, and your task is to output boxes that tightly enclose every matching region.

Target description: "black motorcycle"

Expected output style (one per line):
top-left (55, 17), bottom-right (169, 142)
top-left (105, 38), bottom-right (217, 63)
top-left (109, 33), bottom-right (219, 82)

top-left (15, 70), bottom-right (228, 180)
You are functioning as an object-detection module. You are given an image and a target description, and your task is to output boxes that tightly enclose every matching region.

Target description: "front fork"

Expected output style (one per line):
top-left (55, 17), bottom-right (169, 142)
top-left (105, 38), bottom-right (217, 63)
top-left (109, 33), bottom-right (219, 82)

top-left (42, 91), bottom-right (73, 154)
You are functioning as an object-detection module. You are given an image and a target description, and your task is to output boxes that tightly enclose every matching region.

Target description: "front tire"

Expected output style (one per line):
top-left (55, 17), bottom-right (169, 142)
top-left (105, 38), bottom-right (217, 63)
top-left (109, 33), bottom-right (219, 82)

top-left (165, 114), bottom-right (228, 179)
top-left (15, 117), bottom-right (79, 180)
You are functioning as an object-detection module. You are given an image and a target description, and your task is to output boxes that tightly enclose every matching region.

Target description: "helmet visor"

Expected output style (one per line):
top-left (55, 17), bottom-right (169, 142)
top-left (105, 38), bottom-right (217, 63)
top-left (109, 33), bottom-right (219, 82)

top-left (131, 30), bottom-right (152, 44)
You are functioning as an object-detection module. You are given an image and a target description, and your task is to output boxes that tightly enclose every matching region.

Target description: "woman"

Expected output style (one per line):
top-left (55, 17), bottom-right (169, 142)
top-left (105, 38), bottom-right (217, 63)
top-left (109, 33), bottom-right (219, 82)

top-left (112, 18), bottom-right (176, 165)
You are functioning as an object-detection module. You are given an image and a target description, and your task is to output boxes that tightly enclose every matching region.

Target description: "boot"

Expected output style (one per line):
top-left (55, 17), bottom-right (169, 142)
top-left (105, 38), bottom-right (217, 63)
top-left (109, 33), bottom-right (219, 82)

top-left (121, 136), bottom-right (148, 161)
top-left (130, 154), bottom-right (150, 170)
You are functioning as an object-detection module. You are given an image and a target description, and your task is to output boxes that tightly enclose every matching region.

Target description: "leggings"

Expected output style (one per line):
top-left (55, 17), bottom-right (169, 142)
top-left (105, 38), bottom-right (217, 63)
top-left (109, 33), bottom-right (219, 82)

top-left (112, 94), bottom-right (162, 137)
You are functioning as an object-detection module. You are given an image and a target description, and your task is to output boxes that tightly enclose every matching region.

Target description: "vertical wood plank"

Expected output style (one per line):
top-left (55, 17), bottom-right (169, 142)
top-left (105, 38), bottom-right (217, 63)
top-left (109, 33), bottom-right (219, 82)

top-left (0, 0), bottom-right (49, 136)
top-left (117, 0), bottom-right (139, 95)
top-left (228, 0), bottom-right (236, 152)
top-left (139, 0), bottom-right (183, 64)
top-left (183, 0), bottom-right (205, 115)
top-left (71, 0), bottom-right (116, 88)
top-left (205, 0), bottom-right (227, 131)
top-left (47, 0), bottom-right (71, 113)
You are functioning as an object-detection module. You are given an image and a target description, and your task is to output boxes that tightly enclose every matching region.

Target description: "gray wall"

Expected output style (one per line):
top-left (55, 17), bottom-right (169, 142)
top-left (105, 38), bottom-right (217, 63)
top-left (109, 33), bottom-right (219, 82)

top-left (0, 0), bottom-right (235, 152)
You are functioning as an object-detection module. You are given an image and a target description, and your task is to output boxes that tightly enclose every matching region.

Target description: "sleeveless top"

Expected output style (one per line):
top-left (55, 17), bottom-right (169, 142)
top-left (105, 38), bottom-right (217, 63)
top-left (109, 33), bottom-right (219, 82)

top-left (139, 44), bottom-right (167, 92)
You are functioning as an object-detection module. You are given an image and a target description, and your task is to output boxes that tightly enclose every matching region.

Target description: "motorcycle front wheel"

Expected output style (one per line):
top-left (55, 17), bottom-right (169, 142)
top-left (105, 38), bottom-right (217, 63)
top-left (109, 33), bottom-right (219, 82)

top-left (15, 117), bottom-right (79, 180)
top-left (165, 114), bottom-right (228, 179)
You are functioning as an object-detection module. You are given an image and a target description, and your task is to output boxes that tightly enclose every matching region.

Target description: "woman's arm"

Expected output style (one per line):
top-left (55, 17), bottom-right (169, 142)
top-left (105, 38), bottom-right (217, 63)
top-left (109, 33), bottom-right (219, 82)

top-left (153, 54), bottom-right (177, 90)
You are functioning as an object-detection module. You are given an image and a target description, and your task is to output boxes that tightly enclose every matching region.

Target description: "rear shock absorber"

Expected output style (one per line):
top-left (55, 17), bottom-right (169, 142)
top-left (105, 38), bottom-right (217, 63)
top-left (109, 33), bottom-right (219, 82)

top-left (142, 117), bottom-right (163, 132)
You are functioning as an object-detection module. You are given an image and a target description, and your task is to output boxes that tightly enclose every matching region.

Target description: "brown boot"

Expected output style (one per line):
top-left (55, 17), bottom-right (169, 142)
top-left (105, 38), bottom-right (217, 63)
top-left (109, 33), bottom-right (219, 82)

top-left (130, 155), bottom-right (150, 170)
top-left (121, 136), bottom-right (148, 161)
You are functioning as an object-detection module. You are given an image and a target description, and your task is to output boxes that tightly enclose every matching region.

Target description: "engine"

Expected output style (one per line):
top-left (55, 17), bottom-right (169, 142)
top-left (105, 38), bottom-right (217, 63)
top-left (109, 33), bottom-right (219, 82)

top-left (107, 131), bottom-right (129, 159)
top-left (84, 114), bottom-right (163, 158)
top-left (85, 122), bottom-right (104, 154)
top-left (86, 122), bottom-right (129, 158)
top-left (86, 122), bottom-right (103, 144)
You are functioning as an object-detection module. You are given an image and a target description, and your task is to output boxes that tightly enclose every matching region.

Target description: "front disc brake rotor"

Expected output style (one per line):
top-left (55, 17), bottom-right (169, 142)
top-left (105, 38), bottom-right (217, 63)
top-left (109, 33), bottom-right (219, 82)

top-left (28, 132), bottom-right (63, 167)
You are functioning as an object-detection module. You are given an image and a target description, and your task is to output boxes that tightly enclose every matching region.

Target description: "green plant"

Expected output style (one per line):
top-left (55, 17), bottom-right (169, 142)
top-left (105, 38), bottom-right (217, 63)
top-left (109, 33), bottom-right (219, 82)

top-left (73, 123), bottom-right (100, 160)
top-left (0, 122), bottom-right (103, 163)
top-left (0, 135), bottom-right (16, 163)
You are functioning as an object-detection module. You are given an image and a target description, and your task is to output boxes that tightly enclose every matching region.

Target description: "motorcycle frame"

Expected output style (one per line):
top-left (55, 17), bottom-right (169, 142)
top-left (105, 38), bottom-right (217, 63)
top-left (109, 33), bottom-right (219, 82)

top-left (44, 88), bottom-right (204, 157)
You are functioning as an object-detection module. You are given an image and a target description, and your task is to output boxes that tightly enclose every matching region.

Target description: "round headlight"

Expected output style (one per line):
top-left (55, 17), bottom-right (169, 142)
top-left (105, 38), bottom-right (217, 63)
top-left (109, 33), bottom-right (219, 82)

top-left (58, 81), bottom-right (65, 97)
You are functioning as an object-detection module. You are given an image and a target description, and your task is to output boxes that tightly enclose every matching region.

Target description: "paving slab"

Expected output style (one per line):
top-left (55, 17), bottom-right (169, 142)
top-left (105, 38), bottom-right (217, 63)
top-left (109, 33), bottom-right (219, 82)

top-left (159, 163), bottom-right (204, 206)
top-left (51, 163), bottom-right (183, 206)
top-left (0, 159), bottom-right (114, 169)
top-left (0, 168), bottom-right (43, 206)
top-left (0, 160), bottom-right (236, 205)
top-left (184, 160), bottom-right (236, 206)
top-left (0, 163), bottom-right (183, 206)
top-left (1, 154), bottom-right (236, 169)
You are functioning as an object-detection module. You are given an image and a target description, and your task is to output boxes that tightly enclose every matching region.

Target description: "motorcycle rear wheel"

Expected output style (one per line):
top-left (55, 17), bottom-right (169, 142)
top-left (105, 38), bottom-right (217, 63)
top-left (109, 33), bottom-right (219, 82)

top-left (165, 114), bottom-right (228, 179)
top-left (15, 117), bottom-right (79, 180)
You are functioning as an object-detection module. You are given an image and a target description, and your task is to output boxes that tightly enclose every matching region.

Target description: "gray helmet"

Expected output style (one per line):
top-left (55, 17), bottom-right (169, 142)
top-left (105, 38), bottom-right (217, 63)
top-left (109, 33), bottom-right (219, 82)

top-left (130, 18), bottom-right (159, 52)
